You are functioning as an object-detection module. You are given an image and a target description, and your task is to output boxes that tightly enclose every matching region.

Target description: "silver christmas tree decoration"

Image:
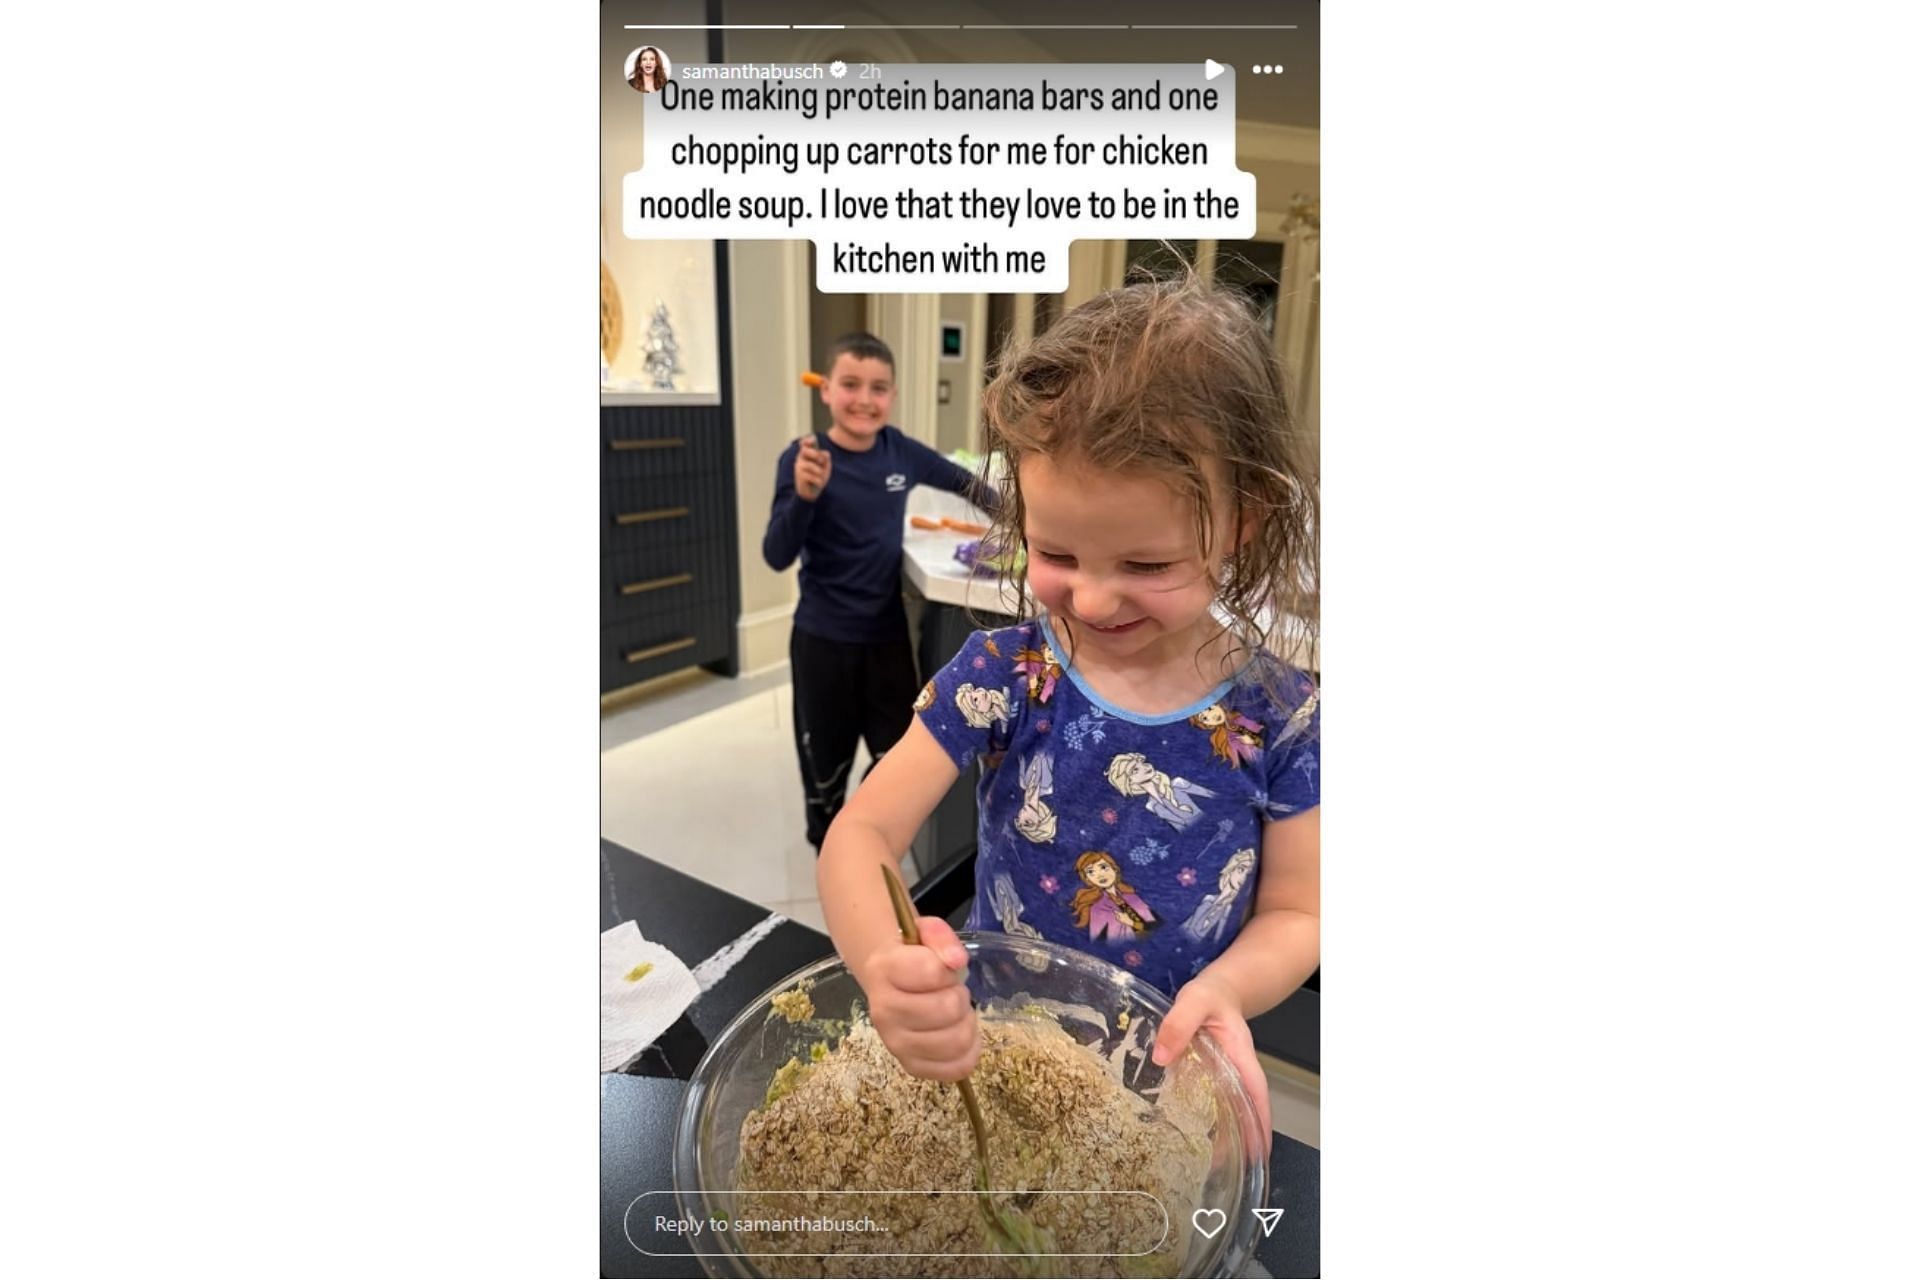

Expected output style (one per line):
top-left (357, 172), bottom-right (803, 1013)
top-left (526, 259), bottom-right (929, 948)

top-left (642, 302), bottom-right (683, 391)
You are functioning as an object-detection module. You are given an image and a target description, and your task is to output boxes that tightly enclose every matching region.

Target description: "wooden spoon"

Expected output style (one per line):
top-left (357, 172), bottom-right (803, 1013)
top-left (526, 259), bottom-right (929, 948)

top-left (879, 865), bottom-right (1046, 1256)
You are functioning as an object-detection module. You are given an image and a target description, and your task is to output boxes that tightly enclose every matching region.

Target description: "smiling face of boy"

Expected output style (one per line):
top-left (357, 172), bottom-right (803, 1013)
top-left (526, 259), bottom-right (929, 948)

top-left (819, 353), bottom-right (893, 451)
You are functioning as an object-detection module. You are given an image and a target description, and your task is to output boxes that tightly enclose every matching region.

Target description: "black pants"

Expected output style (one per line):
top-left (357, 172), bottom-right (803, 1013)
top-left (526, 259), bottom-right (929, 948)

top-left (789, 626), bottom-right (920, 850)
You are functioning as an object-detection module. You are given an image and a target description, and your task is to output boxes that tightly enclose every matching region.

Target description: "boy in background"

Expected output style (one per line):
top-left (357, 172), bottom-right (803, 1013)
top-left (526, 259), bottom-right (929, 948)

top-left (763, 332), bottom-right (997, 850)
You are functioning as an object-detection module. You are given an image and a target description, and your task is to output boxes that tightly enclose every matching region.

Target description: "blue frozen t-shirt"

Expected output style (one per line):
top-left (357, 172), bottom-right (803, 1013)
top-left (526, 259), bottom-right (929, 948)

top-left (914, 617), bottom-right (1319, 998)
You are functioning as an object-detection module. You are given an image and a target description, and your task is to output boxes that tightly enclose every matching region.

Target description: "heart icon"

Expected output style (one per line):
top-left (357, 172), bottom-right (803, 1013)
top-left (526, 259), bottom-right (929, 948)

top-left (1191, 1207), bottom-right (1227, 1240)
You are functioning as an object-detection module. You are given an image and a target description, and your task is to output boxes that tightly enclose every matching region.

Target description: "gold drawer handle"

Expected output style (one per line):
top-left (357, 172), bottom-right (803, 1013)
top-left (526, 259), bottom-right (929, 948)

top-left (615, 506), bottom-right (690, 526)
top-left (620, 572), bottom-right (694, 596)
top-left (610, 437), bottom-right (686, 451)
top-left (625, 636), bottom-right (696, 664)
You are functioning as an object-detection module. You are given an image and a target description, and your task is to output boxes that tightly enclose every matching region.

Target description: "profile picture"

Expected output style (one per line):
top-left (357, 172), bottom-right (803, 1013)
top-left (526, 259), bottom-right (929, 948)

top-left (626, 45), bottom-right (671, 93)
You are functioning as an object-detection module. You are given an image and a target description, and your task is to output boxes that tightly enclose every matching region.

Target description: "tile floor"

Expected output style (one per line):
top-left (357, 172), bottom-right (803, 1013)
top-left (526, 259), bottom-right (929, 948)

top-left (601, 667), bottom-right (1318, 1149)
top-left (601, 669), bottom-right (906, 935)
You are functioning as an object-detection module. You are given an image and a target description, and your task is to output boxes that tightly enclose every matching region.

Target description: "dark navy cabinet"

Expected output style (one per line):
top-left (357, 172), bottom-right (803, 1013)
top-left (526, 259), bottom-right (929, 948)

top-left (599, 246), bottom-right (739, 695)
top-left (599, 402), bottom-right (740, 692)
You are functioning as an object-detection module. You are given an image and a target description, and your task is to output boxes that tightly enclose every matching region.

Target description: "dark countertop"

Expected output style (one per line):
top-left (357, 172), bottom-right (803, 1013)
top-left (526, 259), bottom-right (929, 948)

top-left (601, 840), bottom-right (836, 1078)
top-left (600, 840), bottom-right (1319, 1277)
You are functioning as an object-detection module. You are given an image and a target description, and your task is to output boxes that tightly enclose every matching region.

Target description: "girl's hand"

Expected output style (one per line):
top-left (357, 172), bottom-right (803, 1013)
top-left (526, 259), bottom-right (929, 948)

top-left (1151, 972), bottom-right (1274, 1153)
top-left (863, 916), bottom-right (981, 1082)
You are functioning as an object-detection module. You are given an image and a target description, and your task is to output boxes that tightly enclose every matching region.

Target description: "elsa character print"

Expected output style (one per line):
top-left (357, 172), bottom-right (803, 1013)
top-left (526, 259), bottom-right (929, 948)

top-left (1013, 752), bottom-right (1057, 843)
top-left (1069, 851), bottom-right (1157, 943)
top-left (1180, 848), bottom-right (1257, 944)
top-left (953, 683), bottom-right (1012, 731)
top-left (1105, 752), bottom-right (1217, 832)
top-left (987, 872), bottom-right (1050, 970)
top-left (1275, 687), bottom-right (1319, 744)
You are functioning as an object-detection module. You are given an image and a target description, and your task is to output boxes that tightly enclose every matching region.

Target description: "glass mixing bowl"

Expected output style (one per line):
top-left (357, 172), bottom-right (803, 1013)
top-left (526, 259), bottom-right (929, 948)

top-left (671, 931), bottom-right (1266, 1278)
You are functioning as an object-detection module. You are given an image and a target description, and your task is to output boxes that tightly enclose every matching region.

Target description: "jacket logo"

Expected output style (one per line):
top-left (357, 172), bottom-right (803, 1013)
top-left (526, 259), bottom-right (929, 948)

top-left (885, 473), bottom-right (907, 492)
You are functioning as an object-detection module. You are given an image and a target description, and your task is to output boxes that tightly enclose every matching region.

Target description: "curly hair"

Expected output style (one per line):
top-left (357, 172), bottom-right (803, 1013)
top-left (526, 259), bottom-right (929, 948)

top-left (975, 266), bottom-right (1319, 692)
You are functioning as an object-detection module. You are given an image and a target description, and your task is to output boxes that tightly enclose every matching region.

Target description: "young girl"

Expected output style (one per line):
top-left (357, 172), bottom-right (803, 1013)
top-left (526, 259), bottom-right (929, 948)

top-left (817, 275), bottom-right (1319, 1147)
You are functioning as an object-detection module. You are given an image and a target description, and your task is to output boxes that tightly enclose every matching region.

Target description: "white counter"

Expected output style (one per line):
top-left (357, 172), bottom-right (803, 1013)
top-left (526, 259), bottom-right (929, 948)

top-left (900, 485), bottom-right (1318, 668)
top-left (901, 485), bottom-right (1024, 612)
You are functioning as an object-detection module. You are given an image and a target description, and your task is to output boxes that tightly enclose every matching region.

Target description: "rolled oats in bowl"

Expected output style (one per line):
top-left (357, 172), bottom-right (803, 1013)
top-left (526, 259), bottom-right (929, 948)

top-left (671, 933), bottom-right (1266, 1279)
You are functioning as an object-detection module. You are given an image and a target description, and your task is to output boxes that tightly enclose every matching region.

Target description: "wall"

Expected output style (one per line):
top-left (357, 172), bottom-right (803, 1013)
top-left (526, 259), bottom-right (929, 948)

top-left (935, 294), bottom-right (988, 454)
top-left (728, 242), bottom-right (810, 675)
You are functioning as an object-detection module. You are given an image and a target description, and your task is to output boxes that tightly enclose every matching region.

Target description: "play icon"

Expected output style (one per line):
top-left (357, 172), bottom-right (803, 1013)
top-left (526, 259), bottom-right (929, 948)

top-left (1205, 58), bottom-right (1226, 81)
top-left (1252, 1207), bottom-right (1285, 1237)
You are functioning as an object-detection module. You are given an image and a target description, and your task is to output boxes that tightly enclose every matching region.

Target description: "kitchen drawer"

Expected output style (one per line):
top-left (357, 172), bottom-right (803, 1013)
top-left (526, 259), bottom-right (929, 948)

top-left (602, 476), bottom-right (730, 556)
top-left (599, 519), bottom-right (710, 562)
top-left (603, 405), bottom-right (731, 450)
top-left (600, 400), bottom-right (739, 689)
top-left (600, 543), bottom-right (731, 627)
top-left (601, 470), bottom-right (726, 521)
top-left (602, 425), bottom-right (729, 482)
top-left (601, 602), bottom-right (732, 691)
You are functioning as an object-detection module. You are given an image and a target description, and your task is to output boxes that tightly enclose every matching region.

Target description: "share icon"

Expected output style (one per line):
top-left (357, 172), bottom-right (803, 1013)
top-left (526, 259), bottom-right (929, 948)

top-left (1252, 1207), bottom-right (1285, 1237)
